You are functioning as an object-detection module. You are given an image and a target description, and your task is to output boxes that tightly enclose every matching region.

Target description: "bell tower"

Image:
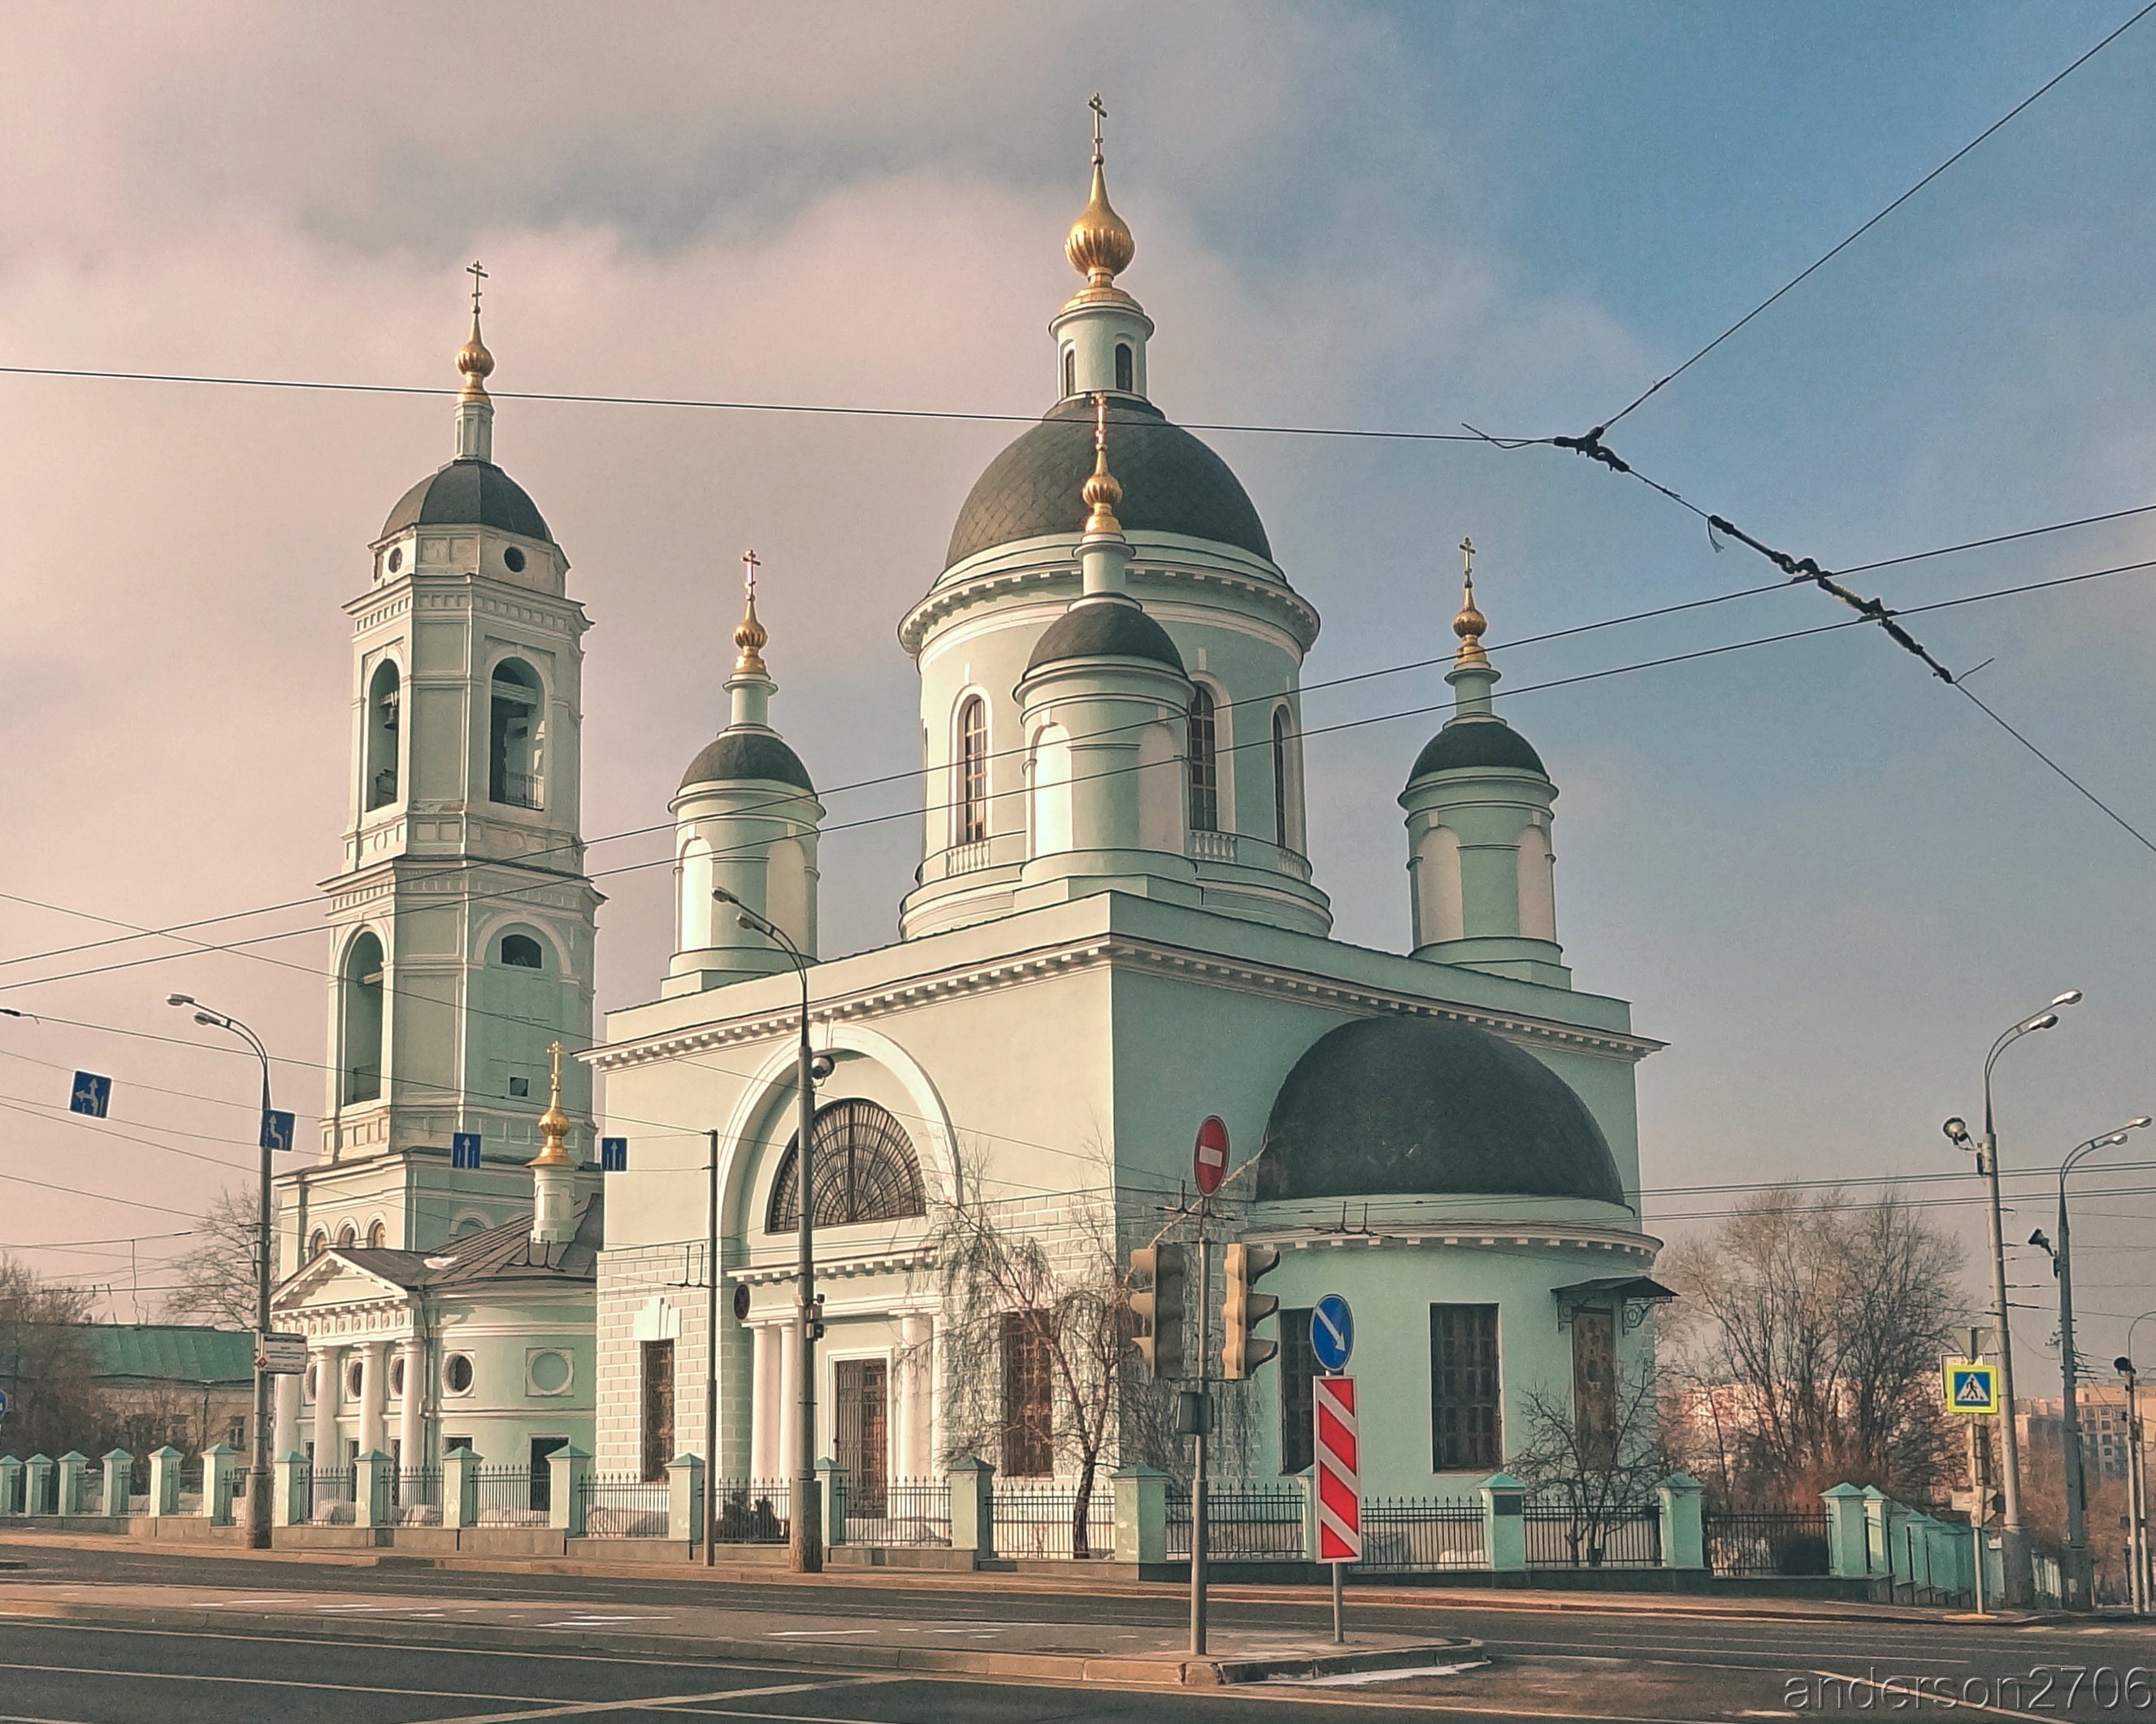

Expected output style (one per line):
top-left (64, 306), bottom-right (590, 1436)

top-left (319, 271), bottom-right (603, 1212)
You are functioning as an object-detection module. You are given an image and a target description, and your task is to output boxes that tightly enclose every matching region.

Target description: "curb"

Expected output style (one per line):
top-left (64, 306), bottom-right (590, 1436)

top-left (0, 1595), bottom-right (1480, 1688)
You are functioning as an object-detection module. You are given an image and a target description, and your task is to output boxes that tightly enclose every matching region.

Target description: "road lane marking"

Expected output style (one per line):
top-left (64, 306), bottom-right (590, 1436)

top-left (399, 1674), bottom-right (901, 1724)
top-left (0, 1659), bottom-right (584, 1704)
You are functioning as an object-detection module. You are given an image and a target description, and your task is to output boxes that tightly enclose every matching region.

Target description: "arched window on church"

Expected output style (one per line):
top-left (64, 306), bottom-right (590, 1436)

top-left (342, 931), bottom-right (385, 1103)
top-left (1187, 684), bottom-right (1220, 833)
top-left (488, 659), bottom-right (544, 810)
top-left (500, 932), bottom-right (544, 969)
top-left (957, 696), bottom-right (988, 846)
top-left (1271, 708), bottom-right (1294, 850)
top-left (1114, 342), bottom-right (1134, 393)
top-left (307, 1227), bottom-right (328, 1262)
top-left (766, 1100), bottom-right (926, 1232)
top-left (364, 660), bottom-right (401, 810)
top-left (336, 1222), bottom-right (357, 1251)
top-left (366, 1219), bottom-right (387, 1248)
top-left (1062, 347), bottom-right (1076, 399)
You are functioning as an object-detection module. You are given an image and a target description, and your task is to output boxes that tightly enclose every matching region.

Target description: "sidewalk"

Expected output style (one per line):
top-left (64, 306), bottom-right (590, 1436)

top-left (0, 1572), bottom-right (1481, 1687)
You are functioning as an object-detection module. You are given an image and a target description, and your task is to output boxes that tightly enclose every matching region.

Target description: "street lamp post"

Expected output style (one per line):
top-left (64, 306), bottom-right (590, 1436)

top-left (167, 992), bottom-right (276, 1551)
top-left (2032, 1118), bottom-right (2153, 1609)
top-left (713, 888), bottom-right (822, 1574)
top-left (2119, 1356), bottom-right (2148, 1615)
top-left (1942, 988), bottom-right (2080, 1607)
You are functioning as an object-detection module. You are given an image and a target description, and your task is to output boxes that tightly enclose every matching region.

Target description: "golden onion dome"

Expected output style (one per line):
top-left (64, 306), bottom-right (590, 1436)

top-left (1066, 155), bottom-right (1136, 290)
top-left (1453, 536), bottom-right (1490, 668)
top-left (733, 549), bottom-right (769, 677)
top-left (530, 1040), bottom-right (575, 1168)
top-left (457, 309), bottom-right (494, 402)
top-left (1082, 394), bottom-right (1123, 535)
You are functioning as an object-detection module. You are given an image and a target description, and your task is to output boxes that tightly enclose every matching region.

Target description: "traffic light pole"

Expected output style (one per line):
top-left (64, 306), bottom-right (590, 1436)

top-left (1190, 1224), bottom-right (1210, 1659)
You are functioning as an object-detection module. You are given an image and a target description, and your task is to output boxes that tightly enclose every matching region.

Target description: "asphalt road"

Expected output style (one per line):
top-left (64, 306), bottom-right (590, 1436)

top-left (5, 1541), bottom-right (2156, 1722)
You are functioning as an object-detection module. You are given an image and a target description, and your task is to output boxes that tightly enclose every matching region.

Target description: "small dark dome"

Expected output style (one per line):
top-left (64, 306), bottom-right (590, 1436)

top-left (1026, 598), bottom-right (1186, 675)
top-left (382, 458), bottom-right (553, 545)
top-left (1410, 718), bottom-right (1547, 779)
top-left (947, 397), bottom-right (1270, 567)
top-left (679, 732), bottom-right (814, 794)
top-left (1256, 1015), bottom-right (1625, 1206)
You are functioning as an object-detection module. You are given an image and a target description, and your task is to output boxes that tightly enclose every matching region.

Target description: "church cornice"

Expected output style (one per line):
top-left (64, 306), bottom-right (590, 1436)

top-left (1249, 1219), bottom-right (1660, 1259)
top-left (591, 930), bottom-right (1661, 1069)
top-left (346, 573), bottom-right (590, 640)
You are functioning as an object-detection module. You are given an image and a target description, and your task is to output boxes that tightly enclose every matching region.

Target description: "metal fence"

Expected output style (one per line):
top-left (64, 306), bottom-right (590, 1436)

top-left (473, 1465), bottom-right (544, 1526)
top-left (1524, 1506), bottom-right (1663, 1569)
top-left (1361, 1496), bottom-right (1486, 1573)
top-left (710, 1479), bottom-right (791, 1544)
top-left (846, 1478), bottom-right (949, 1548)
top-left (995, 1482), bottom-right (1116, 1559)
top-left (392, 1466), bottom-right (442, 1524)
top-left (1166, 1483), bottom-right (1305, 1560)
top-left (579, 1473), bottom-right (671, 1539)
top-left (1704, 1510), bottom-right (1830, 1578)
top-left (309, 1465), bottom-right (355, 1524)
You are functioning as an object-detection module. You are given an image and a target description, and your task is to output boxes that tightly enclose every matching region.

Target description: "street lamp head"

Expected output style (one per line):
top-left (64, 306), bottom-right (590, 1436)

top-left (2132, 1117), bottom-right (2154, 1131)
top-left (2019, 1011), bottom-right (2060, 1035)
top-left (2051, 990), bottom-right (2084, 1010)
top-left (1943, 1117), bottom-right (1972, 1148)
top-left (165, 992), bottom-right (194, 1008)
top-left (711, 887), bottom-right (743, 908)
top-left (2029, 1228), bottom-right (2052, 1253)
top-left (2118, 1356), bottom-right (2136, 1378)
top-left (193, 1011), bottom-right (216, 1027)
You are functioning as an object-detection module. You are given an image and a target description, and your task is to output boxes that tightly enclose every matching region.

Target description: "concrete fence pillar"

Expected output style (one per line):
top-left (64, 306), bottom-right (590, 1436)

top-left (816, 1458), bottom-right (847, 1549)
top-left (274, 1452), bottom-right (309, 1528)
top-left (354, 1448), bottom-right (393, 1529)
top-left (146, 1447), bottom-right (181, 1517)
top-left (1821, 1483), bottom-right (1868, 1579)
top-left (442, 1446), bottom-right (478, 1531)
top-left (0, 1457), bottom-right (21, 1517)
top-left (1861, 1485), bottom-right (1892, 1577)
top-left (1296, 1467), bottom-right (1320, 1565)
top-left (1113, 1465), bottom-right (1171, 1565)
top-left (668, 1453), bottom-right (705, 1546)
top-left (549, 1444), bottom-right (591, 1537)
top-left (101, 1450), bottom-right (131, 1519)
top-left (1658, 1472), bottom-right (1705, 1570)
top-left (948, 1455), bottom-right (996, 1561)
top-left (55, 1452), bottom-right (87, 1517)
top-left (1481, 1471), bottom-right (1527, 1572)
top-left (202, 1442), bottom-right (241, 1525)
top-left (24, 1455), bottom-right (54, 1518)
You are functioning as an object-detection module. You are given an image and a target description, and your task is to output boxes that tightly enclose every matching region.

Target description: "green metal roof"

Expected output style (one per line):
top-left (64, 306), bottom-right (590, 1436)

top-left (82, 1324), bottom-right (254, 1386)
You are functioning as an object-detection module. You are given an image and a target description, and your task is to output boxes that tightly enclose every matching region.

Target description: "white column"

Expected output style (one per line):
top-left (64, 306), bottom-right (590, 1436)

top-left (396, 1336), bottom-right (426, 1470)
top-left (776, 1324), bottom-right (799, 1486)
top-left (310, 1344), bottom-right (344, 1464)
top-left (912, 1315), bottom-right (937, 1479)
top-left (357, 1341), bottom-right (388, 1457)
top-left (896, 1315), bottom-right (926, 1481)
top-left (273, 1370), bottom-right (301, 1461)
top-left (751, 1324), bottom-right (779, 1481)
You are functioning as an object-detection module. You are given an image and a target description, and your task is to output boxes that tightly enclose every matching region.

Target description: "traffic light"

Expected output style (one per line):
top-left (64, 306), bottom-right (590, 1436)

top-left (1129, 1244), bottom-right (1186, 1379)
top-left (1221, 1242), bottom-right (1282, 1379)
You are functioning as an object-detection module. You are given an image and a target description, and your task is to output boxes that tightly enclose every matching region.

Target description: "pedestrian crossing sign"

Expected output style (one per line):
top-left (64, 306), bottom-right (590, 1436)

top-left (1946, 1361), bottom-right (2000, 1415)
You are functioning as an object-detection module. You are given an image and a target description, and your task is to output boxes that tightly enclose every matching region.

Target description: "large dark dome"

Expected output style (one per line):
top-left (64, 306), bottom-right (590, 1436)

top-left (382, 458), bottom-right (553, 545)
top-left (1256, 1015), bottom-right (1625, 1206)
top-left (1409, 718), bottom-right (1547, 779)
top-left (679, 732), bottom-right (814, 794)
top-left (946, 397), bottom-right (1269, 567)
top-left (1026, 597), bottom-right (1185, 675)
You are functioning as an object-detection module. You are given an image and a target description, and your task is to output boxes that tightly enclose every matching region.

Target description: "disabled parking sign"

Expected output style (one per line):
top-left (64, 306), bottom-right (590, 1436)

top-left (1945, 1361), bottom-right (2000, 1416)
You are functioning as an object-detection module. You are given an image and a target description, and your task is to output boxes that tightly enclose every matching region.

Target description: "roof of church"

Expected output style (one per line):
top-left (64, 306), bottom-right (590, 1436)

top-left (1026, 597), bottom-right (1186, 675)
top-left (1256, 1015), bottom-right (1625, 1206)
top-left (336, 1195), bottom-right (603, 1293)
top-left (946, 396), bottom-right (1270, 568)
top-left (1410, 717), bottom-right (1547, 779)
top-left (680, 731), bottom-right (815, 793)
top-left (78, 1324), bottom-right (254, 1387)
top-left (381, 457), bottom-right (554, 545)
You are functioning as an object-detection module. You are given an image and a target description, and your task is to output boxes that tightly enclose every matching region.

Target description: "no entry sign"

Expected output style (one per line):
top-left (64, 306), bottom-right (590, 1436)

top-left (1193, 1115), bottom-right (1230, 1196)
top-left (1314, 1374), bottom-right (1362, 1563)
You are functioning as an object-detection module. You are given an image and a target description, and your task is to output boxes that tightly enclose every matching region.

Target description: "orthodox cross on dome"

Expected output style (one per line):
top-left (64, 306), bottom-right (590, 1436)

top-left (457, 258), bottom-right (494, 403)
top-left (466, 258), bottom-right (488, 313)
top-left (1089, 92), bottom-right (1107, 165)
top-left (1453, 535), bottom-right (1490, 668)
top-left (1066, 95), bottom-right (1134, 290)
top-left (734, 547), bottom-right (770, 678)
top-left (1082, 392), bottom-right (1124, 536)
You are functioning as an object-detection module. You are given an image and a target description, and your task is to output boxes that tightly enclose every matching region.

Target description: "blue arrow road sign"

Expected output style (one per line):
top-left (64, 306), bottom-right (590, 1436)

top-left (600, 1136), bottom-right (628, 1172)
top-left (451, 1132), bottom-right (483, 1170)
top-left (259, 1110), bottom-right (297, 1152)
top-left (1312, 1293), bottom-right (1356, 1374)
top-left (69, 1072), bottom-right (111, 1118)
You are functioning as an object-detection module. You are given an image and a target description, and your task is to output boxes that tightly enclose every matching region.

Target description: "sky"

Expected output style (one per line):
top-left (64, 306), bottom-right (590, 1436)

top-left (1, 1), bottom-right (2153, 1381)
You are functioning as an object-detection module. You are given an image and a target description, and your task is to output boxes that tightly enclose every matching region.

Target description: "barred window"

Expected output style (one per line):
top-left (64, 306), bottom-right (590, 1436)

top-left (1279, 1305), bottom-right (1316, 1474)
top-left (1429, 1303), bottom-right (1501, 1471)
top-left (1572, 1307), bottom-right (1618, 1469)
top-left (1114, 342), bottom-right (1134, 393)
top-left (766, 1099), bottom-right (926, 1232)
top-left (1187, 684), bottom-right (1220, 833)
top-left (957, 697), bottom-right (989, 845)
top-left (1000, 1311), bottom-right (1052, 1477)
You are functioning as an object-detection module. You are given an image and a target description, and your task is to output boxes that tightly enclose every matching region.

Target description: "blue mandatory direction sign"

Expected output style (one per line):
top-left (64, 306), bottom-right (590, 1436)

top-left (451, 1132), bottom-right (484, 1170)
top-left (600, 1136), bottom-right (628, 1172)
top-left (259, 1110), bottom-right (297, 1153)
top-left (1312, 1293), bottom-right (1356, 1374)
top-left (69, 1072), bottom-right (112, 1118)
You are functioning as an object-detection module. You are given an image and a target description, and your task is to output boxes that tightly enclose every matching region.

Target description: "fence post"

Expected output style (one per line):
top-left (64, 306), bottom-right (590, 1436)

top-left (24, 1455), bottom-right (54, 1518)
top-left (55, 1452), bottom-right (88, 1517)
top-left (1481, 1471), bottom-right (1527, 1572)
top-left (816, 1458), bottom-right (848, 1550)
top-left (550, 1444), bottom-right (590, 1537)
top-left (1658, 1472), bottom-right (1705, 1570)
top-left (100, 1449), bottom-right (131, 1519)
top-left (353, 1448), bottom-right (393, 1529)
top-left (1820, 1483), bottom-right (1868, 1579)
top-left (442, 1446), bottom-right (477, 1531)
top-left (0, 1457), bottom-right (20, 1517)
top-left (1113, 1465), bottom-right (1170, 1565)
top-left (1860, 1486), bottom-right (1893, 1578)
top-left (947, 1455), bottom-right (996, 1561)
top-left (146, 1447), bottom-right (181, 1517)
top-left (274, 1452), bottom-right (308, 1527)
top-left (669, 1453), bottom-right (705, 1546)
top-left (202, 1443), bottom-right (241, 1524)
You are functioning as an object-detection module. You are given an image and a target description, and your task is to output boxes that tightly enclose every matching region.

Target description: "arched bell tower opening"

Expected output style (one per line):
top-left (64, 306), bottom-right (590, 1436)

top-left (341, 931), bottom-right (385, 1104)
top-left (363, 661), bottom-right (401, 811)
top-left (488, 659), bottom-right (544, 810)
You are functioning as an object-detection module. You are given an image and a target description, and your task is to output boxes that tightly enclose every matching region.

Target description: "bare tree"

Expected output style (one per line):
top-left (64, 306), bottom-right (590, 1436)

top-left (1659, 1188), bottom-right (1964, 1507)
top-left (1508, 1360), bottom-right (1668, 1566)
top-left (162, 1187), bottom-right (258, 1331)
top-left (0, 1257), bottom-right (106, 1460)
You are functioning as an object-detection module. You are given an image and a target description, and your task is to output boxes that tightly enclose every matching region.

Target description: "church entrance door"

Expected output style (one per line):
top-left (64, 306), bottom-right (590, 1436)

top-left (834, 1358), bottom-right (888, 1515)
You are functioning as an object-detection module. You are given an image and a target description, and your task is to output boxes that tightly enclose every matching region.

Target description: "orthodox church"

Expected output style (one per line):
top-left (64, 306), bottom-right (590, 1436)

top-left (271, 119), bottom-right (1666, 1509)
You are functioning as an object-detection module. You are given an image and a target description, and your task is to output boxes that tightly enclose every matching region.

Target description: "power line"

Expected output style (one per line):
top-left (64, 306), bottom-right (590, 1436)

top-left (1599, 0), bottom-right (2156, 430)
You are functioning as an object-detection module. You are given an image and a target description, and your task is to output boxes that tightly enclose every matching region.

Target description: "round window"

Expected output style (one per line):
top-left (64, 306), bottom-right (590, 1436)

top-left (387, 546), bottom-right (403, 573)
top-left (345, 1359), bottom-right (364, 1400)
top-left (503, 546), bottom-right (527, 573)
top-left (444, 1353), bottom-right (475, 1395)
top-left (527, 1349), bottom-right (571, 1394)
top-left (388, 1356), bottom-right (406, 1399)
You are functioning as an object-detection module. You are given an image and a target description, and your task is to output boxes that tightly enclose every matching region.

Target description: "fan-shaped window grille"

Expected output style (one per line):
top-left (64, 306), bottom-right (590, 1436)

top-left (766, 1100), bottom-right (926, 1232)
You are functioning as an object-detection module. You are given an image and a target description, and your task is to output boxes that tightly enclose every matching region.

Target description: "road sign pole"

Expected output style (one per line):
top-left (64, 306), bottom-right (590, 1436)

top-left (1190, 1225), bottom-right (1209, 1657)
top-left (1331, 1554), bottom-right (1344, 1644)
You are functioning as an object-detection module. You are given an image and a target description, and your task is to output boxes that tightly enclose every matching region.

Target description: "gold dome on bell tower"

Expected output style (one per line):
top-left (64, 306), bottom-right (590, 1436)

top-left (1065, 93), bottom-right (1136, 301)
